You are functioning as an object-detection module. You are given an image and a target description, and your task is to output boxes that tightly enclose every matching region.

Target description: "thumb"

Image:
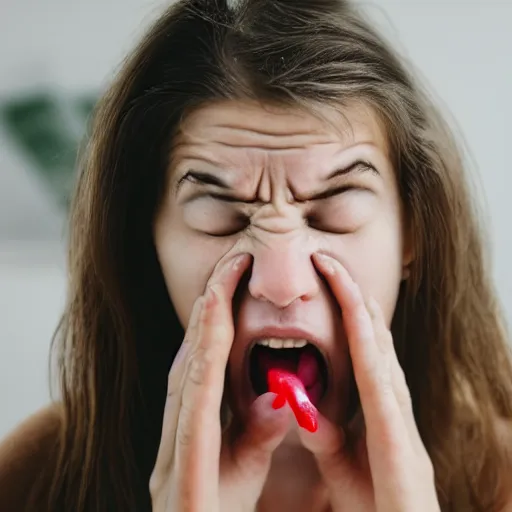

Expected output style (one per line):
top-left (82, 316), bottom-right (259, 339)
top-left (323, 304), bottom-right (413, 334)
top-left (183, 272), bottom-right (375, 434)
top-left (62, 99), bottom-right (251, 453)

top-left (298, 414), bottom-right (373, 511)
top-left (297, 412), bottom-right (351, 481)
top-left (227, 393), bottom-right (292, 477)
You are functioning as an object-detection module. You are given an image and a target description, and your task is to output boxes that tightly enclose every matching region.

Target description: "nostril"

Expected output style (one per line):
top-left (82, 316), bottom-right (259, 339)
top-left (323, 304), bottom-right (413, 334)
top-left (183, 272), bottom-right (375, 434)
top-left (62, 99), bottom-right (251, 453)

top-left (248, 243), bottom-right (321, 306)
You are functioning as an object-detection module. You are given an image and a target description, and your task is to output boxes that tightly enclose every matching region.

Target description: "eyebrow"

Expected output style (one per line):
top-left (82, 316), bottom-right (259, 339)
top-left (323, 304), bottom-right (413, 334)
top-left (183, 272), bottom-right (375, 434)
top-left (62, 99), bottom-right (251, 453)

top-left (177, 160), bottom-right (379, 202)
top-left (325, 160), bottom-right (379, 180)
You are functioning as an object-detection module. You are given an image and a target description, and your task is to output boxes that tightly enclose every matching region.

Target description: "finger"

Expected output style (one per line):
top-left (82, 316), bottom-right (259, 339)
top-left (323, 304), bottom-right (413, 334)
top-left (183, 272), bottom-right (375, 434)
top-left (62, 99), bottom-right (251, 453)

top-left (225, 393), bottom-right (292, 482)
top-left (312, 253), bottom-right (411, 460)
top-left (366, 297), bottom-right (424, 452)
top-left (151, 294), bottom-right (205, 480)
top-left (300, 410), bottom-right (377, 511)
top-left (297, 412), bottom-right (363, 503)
top-left (297, 409), bottom-right (345, 466)
top-left (218, 394), bottom-right (292, 511)
top-left (171, 254), bottom-right (251, 498)
top-left (180, 253), bottom-right (251, 414)
top-left (152, 253), bottom-right (250, 480)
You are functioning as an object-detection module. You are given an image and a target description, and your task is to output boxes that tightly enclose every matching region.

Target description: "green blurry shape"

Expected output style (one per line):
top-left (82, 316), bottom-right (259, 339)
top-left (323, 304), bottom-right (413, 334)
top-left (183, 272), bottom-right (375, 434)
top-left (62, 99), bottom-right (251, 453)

top-left (1, 93), bottom-right (97, 208)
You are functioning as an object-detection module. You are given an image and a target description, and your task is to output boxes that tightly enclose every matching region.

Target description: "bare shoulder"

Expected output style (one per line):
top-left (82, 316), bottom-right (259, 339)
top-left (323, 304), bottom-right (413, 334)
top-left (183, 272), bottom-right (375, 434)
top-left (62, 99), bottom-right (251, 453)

top-left (0, 403), bottom-right (63, 509)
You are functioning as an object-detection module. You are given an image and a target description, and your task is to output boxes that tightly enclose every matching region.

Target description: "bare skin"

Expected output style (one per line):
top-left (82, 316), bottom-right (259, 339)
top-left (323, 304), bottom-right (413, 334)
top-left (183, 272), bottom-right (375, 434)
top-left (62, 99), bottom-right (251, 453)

top-left (0, 100), bottom-right (510, 512)
top-left (152, 100), bottom-right (437, 511)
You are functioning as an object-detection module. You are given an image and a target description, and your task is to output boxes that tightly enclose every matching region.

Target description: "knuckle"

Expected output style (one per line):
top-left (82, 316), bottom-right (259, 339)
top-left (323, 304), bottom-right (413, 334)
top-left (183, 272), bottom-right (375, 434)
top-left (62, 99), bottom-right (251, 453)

top-left (216, 322), bottom-right (233, 341)
top-left (362, 359), bottom-right (392, 399)
top-left (187, 349), bottom-right (213, 387)
top-left (176, 419), bottom-right (195, 448)
top-left (204, 311), bottom-right (232, 339)
top-left (362, 370), bottom-right (393, 411)
top-left (377, 374), bottom-right (394, 401)
top-left (180, 347), bottom-right (221, 410)
top-left (374, 355), bottom-right (393, 389)
top-left (354, 307), bottom-right (370, 330)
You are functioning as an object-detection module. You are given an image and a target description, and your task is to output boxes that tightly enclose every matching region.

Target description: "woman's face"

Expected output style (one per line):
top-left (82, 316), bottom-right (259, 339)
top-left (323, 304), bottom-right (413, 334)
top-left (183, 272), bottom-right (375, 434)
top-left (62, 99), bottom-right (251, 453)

top-left (154, 100), bottom-right (411, 429)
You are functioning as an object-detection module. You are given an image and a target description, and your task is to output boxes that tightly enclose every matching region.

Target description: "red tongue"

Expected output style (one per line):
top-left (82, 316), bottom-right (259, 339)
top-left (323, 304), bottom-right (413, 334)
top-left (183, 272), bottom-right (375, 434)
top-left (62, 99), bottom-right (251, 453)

top-left (297, 348), bottom-right (320, 389)
top-left (259, 346), bottom-right (320, 389)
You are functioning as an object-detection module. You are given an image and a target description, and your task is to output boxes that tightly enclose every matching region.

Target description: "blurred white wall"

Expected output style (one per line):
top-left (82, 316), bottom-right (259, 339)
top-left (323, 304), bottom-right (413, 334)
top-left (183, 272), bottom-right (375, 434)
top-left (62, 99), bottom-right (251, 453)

top-left (0, 243), bottom-right (66, 435)
top-left (0, 0), bottom-right (511, 437)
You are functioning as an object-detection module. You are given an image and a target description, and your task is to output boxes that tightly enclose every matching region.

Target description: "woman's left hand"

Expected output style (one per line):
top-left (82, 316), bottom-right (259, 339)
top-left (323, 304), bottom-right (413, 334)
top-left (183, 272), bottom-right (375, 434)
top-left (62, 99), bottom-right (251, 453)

top-left (297, 253), bottom-right (440, 512)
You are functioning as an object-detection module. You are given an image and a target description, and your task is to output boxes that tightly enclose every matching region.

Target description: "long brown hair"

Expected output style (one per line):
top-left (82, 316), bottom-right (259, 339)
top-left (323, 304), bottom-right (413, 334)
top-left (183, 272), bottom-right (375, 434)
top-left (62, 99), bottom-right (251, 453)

top-left (32, 0), bottom-right (512, 510)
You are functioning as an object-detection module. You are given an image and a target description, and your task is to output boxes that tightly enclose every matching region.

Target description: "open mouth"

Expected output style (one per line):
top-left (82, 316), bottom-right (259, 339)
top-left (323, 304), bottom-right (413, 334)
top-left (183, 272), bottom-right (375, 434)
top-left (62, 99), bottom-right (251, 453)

top-left (248, 339), bottom-right (329, 407)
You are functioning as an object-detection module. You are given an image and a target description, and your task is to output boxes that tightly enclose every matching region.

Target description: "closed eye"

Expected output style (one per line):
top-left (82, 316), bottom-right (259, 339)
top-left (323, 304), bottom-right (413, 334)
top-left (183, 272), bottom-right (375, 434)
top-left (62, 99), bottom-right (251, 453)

top-left (308, 185), bottom-right (357, 201)
top-left (207, 192), bottom-right (259, 205)
top-left (205, 214), bottom-right (251, 237)
top-left (306, 186), bottom-right (372, 233)
top-left (302, 160), bottom-right (377, 202)
top-left (179, 172), bottom-right (258, 205)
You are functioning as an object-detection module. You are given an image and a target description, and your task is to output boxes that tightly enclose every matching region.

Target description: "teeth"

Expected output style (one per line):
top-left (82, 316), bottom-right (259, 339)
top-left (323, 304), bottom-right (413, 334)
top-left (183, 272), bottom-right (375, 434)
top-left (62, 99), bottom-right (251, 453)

top-left (256, 338), bottom-right (308, 349)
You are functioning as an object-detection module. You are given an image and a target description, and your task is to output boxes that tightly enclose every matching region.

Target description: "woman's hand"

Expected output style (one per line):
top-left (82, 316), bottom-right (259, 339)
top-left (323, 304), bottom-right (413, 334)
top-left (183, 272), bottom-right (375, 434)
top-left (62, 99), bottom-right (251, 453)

top-left (149, 253), bottom-right (292, 512)
top-left (298, 253), bottom-right (440, 512)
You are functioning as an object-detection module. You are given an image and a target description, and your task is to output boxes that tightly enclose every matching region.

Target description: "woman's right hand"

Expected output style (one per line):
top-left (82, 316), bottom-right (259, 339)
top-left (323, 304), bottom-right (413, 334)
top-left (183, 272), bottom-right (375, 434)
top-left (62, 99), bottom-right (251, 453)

top-left (149, 253), bottom-right (293, 512)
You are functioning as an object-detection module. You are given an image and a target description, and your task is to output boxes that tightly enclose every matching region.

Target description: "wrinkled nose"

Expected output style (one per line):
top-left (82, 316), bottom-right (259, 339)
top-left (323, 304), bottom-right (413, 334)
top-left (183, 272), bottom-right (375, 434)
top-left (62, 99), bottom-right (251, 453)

top-left (248, 233), bottom-right (320, 308)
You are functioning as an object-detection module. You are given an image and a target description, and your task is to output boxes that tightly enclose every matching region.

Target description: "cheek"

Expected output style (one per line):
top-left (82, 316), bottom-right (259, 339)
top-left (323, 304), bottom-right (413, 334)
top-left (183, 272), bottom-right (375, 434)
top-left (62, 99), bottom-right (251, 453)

top-left (332, 222), bottom-right (404, 326)
top-left (154, 218), bottom-right (230, 328)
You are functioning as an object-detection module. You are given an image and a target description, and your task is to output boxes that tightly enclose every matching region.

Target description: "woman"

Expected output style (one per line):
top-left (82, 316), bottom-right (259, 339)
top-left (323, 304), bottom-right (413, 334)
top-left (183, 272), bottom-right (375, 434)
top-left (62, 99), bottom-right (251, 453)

top-left (1, 0), bottom-right (511, 510)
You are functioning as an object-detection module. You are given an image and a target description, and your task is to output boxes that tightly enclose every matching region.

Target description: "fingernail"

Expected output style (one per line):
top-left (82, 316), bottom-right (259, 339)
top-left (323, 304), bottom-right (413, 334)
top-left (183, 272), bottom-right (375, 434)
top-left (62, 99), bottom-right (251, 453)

top-left (315, 253), bottom-right (336, 275)
top-left (231, 253), bottom-right (247, 272)
top-left (217, 254), bottom-right (246, 279)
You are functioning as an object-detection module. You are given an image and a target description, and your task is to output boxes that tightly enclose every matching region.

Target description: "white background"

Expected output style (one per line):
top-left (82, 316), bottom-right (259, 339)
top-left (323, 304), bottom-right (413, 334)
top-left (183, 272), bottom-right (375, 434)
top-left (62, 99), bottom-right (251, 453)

top-left (0, 0), bottom-right (511, 437)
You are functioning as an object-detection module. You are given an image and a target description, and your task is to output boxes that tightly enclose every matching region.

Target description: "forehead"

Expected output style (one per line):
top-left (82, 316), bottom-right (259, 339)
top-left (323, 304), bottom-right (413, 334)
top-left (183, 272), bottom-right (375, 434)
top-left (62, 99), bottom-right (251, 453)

top-left (171, 100), bottom-right (393, 191)
top-left (175, 100), bottom-right (390, 152)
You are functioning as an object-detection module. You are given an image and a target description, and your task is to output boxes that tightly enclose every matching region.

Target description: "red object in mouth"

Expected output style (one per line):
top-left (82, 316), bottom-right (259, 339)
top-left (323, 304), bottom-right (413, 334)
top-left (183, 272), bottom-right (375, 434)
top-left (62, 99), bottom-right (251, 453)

top-left (256, 344), bottom-right (324, 406)
top-left (267, 368), bottom-right (319, 433)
